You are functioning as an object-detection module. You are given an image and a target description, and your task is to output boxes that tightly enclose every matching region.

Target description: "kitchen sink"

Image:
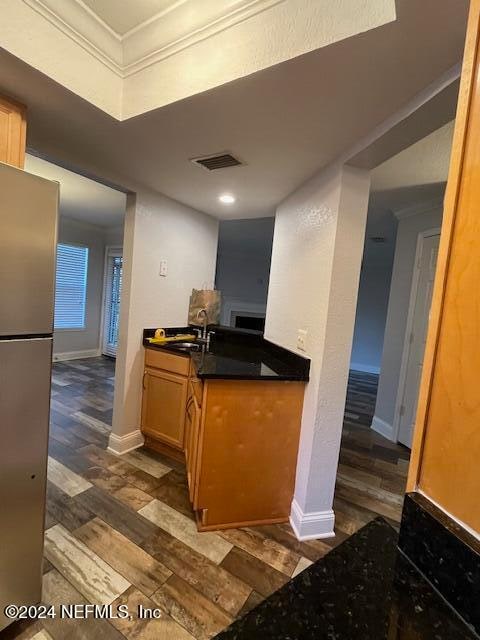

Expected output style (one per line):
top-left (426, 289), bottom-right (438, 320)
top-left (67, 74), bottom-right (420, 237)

top-left (172, 342), bottom-right (202, 351)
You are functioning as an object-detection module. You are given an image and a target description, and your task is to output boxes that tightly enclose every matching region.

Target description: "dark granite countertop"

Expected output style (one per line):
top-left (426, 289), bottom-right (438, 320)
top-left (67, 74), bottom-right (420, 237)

top-left (143, 326), bottom-right (310, 381)
top-left (215, 518), bottom-right (477, 640)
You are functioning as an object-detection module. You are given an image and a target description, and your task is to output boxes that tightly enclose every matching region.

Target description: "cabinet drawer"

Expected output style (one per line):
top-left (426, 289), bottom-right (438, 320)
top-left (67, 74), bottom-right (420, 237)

top-left (145, 348), bottom-right (190, 376)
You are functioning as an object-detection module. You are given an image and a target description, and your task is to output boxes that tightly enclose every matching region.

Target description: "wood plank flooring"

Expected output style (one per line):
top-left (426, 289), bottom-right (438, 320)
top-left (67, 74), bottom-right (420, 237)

top-left (3, 358), bottom-right (409, 639)
top-left (335, 370), bottom-right (410, 533)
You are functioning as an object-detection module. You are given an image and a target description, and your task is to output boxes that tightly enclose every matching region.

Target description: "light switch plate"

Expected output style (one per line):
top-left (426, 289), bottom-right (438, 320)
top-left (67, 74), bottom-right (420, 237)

top-left (159, 259), bottom-right (168, 277)
top-left (297, 329), bottom-right (307, 351)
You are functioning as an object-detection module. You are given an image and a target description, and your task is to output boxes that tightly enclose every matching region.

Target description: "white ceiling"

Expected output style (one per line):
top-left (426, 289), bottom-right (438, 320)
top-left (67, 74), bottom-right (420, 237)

top-left (25, 154), bottom-right (126, 228)
top-left (362, 118), bottom-right (454, 270)
top-left (82, 0), bottom-right (179, 36)
top-left (0, 0), bottom-right (468, 221)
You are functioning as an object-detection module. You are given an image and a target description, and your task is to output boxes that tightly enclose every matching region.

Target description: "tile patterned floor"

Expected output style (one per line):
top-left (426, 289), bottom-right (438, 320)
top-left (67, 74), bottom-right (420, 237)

top-left (3, 359), bottom-right (409, 640)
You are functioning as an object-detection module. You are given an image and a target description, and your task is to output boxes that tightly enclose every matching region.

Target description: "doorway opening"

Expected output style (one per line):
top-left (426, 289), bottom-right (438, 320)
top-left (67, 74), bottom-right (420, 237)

top-left (395, 229), bottom-right (440, 448)
top-left (335, 120), bottom-right (455, 534)
top-left (102, 248), bottom-right (123, 358)
top-left (24, 153), bottom-right (127, 447)
top-left (214, 217), bottom-right (274, 330)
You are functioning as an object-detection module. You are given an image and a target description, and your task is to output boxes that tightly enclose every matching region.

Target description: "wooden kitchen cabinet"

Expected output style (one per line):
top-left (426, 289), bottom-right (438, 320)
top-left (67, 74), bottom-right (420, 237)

top-left (187, 377), bottom-right (305, 531)
top-left (0, 95), bottom-right (27, 169)
top-left (141, 365), bottom-right (188, 450)
top-left (142, 345), bottom-right (306, 531)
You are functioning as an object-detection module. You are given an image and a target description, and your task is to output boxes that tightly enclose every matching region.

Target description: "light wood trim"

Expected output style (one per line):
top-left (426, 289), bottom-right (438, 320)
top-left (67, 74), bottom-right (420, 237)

top-left (195, 513), bottom-right (288, 532)
top-left (190, 376), bottom-right (203, 407)
top-left (189, 392), bottom-right (202, 508)
top-left (144, 347), bottom-right (190, 376)
top-left (0, 94), bottom-right (27, 168)
top-left (406, 0), bottom-right (480, 493)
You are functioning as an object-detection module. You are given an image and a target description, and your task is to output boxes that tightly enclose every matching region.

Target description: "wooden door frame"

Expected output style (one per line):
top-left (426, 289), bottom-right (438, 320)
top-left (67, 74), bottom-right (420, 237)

top-left (392, 227), bottom-right (441, 445)
top-left (407, 0), bottom-right (480, 491)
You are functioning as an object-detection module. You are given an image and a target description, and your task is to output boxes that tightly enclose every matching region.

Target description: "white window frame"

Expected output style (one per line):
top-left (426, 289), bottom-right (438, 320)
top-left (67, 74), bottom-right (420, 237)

top-left (100, 246), bottom-right (123, 357)
top-left (54, 242), bottom-right (89, 332)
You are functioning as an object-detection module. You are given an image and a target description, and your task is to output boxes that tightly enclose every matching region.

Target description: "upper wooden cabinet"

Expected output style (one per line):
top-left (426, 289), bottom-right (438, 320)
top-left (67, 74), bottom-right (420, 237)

top-left (0, 95), bottom-right (27, 169)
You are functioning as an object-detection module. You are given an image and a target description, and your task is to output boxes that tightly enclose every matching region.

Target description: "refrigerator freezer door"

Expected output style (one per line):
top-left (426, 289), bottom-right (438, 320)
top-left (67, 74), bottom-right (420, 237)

top-left (0, 338), bottom-right (52, 631)
top-left (0, 162), bottom-right (58, 336)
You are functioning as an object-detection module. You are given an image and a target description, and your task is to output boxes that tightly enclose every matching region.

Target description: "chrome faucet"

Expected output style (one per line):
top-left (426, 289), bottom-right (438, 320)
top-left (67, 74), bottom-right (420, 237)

top-left (206, 330), bottom-right (215, 349)
top-left (196, 308), bottom-right (208, 340)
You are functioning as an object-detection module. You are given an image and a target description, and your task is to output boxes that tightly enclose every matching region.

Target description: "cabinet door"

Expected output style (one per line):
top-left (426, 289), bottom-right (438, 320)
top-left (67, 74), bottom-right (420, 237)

top-left (0, 95), bottom-right (27, 168)
top-left (141, 368), bottom-right (188, 449)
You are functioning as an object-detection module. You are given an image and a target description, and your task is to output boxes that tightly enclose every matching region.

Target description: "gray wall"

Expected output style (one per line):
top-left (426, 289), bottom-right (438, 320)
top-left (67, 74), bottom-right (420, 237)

top-left (215, 217), bottom-right (274, 326)
top-left (349, 209), bottom-right (397, 373)
top-left (350, 261), bottom-right (394, 373)
top-left (53, 217), bottom-right (124, 356)
top-left (373, 207), bottom-right (443, 431)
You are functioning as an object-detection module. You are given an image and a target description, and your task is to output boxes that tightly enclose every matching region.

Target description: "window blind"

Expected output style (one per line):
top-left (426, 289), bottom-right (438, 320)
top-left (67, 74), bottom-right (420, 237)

top-left (54, 243), bottom-right (89, 330)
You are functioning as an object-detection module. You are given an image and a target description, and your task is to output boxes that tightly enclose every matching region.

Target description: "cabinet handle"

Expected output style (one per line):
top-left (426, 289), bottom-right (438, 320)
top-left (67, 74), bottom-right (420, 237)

top-left (142, 372), bottom-right (147, 389)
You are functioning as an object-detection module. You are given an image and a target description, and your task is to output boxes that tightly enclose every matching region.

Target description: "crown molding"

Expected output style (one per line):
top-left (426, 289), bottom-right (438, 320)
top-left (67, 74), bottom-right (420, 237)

top-left (22, 0), bottom-right (285, 78)
top-left (23, 0), bottom-right (123, 74)
top-left (121, 0), bottom-right (189, 39)
top-left (12, 0), bottom-right (395, 120)
top-left (393, 196), bottom-right (445, 221)
top-left (121, 0), bottom-right (286, 76)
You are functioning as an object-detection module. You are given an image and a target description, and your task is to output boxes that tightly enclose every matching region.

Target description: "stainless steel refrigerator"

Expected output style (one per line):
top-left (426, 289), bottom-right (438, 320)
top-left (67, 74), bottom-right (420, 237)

top-left (0, 161), bottom-right (58, 631)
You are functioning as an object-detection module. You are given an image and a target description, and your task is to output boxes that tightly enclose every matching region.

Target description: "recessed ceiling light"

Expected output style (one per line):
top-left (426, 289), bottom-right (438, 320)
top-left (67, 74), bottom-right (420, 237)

top-left (219, 194), bottom-right (235, 204)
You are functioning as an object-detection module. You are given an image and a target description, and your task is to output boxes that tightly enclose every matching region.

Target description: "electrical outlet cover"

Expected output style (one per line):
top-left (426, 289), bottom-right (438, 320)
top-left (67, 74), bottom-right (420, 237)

top-left (297, 329), bottom-right (307, 351)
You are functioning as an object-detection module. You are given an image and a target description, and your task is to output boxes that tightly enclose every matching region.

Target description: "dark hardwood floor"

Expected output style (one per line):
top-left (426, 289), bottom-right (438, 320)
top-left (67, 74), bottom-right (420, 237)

top-left (335, 370), bottom-right (410, 533)
top-left (3, 359), bottom-right (409, 640)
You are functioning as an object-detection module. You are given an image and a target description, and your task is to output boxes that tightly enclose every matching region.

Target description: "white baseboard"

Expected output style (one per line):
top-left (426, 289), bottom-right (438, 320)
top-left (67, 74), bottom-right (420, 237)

top-left (350, 363), bottom-right (380, 374)
top-left (371, 415), bottom-right (395, 441)
top-left (107, 430), bottom-right (144, 455)
top-left (289, 499), bottom-right (335, 541)
top-left (53, 349), bottom-right (101, 362)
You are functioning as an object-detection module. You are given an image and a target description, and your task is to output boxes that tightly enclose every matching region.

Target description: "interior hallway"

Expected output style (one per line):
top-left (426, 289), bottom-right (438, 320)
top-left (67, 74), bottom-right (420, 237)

top-left (335, 370), bottom-right (410, 533)
top-left (5, 359), bottom-right (408, 640)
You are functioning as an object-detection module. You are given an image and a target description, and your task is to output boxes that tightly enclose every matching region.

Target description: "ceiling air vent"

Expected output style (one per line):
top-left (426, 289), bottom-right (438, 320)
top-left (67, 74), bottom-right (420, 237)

top-left (191, 152), bottom-right (242, 171)
top-left (370, 236), bottom-right (387, 243)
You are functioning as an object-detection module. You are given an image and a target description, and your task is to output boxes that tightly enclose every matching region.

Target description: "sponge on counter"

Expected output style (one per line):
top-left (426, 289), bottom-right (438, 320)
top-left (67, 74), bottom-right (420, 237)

top-left (148, 329), bottom-right (196, 344)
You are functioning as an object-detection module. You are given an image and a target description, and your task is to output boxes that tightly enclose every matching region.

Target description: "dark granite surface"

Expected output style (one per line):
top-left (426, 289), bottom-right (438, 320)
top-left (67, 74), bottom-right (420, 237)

top-left (215, 518), bottom-right (477, 640)
top-left (143, 326), bottom-right (310, 381)
top-left (399, 492), bottom-right (480, 635)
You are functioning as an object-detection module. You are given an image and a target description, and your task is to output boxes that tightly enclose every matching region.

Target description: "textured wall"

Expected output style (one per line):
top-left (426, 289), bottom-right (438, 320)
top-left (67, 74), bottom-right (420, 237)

top-left (111, 189), bottom-right (219, 440)
top-left (265, 163), bottom-right (370, 533)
